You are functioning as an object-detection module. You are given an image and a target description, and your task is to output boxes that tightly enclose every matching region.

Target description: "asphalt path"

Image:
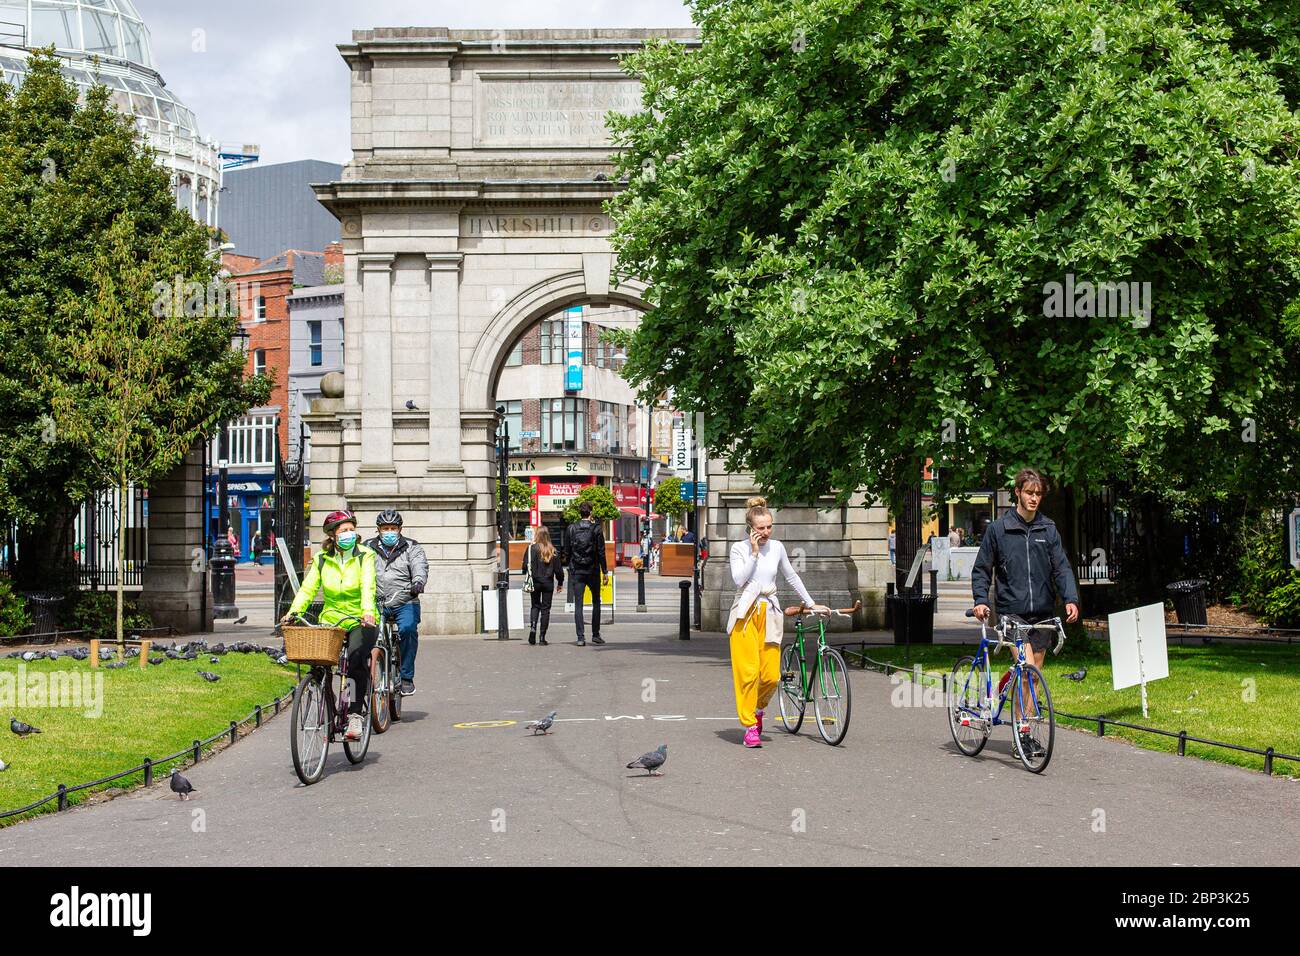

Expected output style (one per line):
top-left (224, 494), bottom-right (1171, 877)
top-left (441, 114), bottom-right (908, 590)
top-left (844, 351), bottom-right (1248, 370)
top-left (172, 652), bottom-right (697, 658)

top-left (2, 622), bottom-right (1296, 866)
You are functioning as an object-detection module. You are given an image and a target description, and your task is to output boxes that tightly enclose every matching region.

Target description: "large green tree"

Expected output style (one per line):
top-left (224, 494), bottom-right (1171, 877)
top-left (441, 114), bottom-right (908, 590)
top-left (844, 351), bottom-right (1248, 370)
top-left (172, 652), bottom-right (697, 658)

top-left (0, 51), bottom-right (265, 587)
top-left (608, 0), bottom-right (1300, 521)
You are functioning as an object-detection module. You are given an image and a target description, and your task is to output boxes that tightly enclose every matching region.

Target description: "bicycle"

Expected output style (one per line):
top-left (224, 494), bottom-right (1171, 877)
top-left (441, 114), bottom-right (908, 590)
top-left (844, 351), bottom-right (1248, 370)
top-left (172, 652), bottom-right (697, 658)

top-left (281, 613), bottom-right (373, 785)
top-left (947, 609), bottom-right (1065, 773)
top-left (776, 600), bottom-right (861, 746)
top-left (370, 609), bottom-right (404, 734)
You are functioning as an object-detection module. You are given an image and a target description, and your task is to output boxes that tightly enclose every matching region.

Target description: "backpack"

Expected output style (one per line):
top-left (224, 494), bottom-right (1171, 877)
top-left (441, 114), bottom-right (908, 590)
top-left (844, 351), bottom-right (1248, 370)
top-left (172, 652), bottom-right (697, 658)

top-left (568, 521), bottom-right (597, 570)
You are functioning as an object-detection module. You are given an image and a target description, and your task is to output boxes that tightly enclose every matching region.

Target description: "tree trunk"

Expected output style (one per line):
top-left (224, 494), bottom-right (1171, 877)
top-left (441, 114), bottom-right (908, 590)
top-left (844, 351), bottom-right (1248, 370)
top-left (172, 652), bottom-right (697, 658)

top-left (116, 475), bottom-right (127, 649)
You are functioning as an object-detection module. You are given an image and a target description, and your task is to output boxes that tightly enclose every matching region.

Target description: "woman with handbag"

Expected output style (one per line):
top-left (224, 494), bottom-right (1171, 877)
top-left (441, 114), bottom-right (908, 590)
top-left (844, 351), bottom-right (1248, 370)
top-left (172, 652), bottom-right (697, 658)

top-left (522, 527), bottom-right (564, 646)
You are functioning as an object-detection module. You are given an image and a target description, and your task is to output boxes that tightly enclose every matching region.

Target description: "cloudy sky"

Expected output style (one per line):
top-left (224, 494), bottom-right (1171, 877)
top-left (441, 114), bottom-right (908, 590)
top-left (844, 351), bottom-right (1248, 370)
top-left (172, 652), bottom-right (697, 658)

top-left (133, 0), bottom-right (694, 167)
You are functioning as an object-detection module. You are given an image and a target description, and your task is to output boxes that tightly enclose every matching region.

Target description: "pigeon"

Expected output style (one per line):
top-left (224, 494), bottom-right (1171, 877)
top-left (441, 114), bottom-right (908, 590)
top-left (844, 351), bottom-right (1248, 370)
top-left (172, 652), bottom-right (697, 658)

top-left (105, 660), bottom-right (127, 669)
top-left (209, 656), bottom-right (220, 665)
top-left (181, 650), bottom-right (198, 661)
top-left (170, 769), bottom-right (194, 800)
top-left (20, 651), bottom-right (37, 662)
top-left (5, 651), bottom-right (21, 658)
top-left (98, 647), bottom-right (114, 660)
top-left (148, 657), bottom-right (164, 666)
top-left (211, 643), bottom-right (226, 655)
top-left (274, 654), bottom-right (288, 666)
top-left (69, 647), bottom-right (88, 661)
top-left (626, 744), bottom-right (668, 776)
top-left (1062, 667), bottom-right (1087, 682)
top-left (10, 717), bottom-right (41, 736)
top-left (45, 649), bottom-right (60, 661)
top-left (164, 648), bottom-right (179, 660)
top-left (405, 399), bottom-right (418, 410)
top-left (526, 711), bottom-right (558, 735)
top-left (0, 757), bottom-right (7, 771)
top-left (197, 670), bottom-right (221, 683)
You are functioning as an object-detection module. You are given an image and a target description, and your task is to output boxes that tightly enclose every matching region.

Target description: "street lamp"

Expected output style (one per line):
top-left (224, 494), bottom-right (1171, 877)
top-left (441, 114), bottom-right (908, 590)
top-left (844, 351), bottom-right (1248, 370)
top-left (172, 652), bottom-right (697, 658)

top-left (211, 321), bottom-right (250, 623)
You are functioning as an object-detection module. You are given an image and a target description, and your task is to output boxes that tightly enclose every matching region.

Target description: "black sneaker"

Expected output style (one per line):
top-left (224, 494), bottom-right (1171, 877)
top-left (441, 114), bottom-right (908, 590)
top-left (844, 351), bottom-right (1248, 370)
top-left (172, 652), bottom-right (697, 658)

top-left (539, 636), bottom-right (549, 646)
top-left (1019, 733), bottom-right (1043, 758)
top-left (400, 679), bottom-right (415, 697)
top-left (591, 634), bottom-right (606, 645)
top-left (576, 638), bottom-right (586, 646)
top-left (528, 632), bottom-right (536, 646)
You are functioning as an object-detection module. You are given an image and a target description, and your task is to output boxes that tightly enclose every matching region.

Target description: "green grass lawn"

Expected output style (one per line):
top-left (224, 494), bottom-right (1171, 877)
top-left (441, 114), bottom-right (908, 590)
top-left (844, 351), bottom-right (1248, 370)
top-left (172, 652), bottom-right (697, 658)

top-left (842, 639), bottom-right (1300, 776)
top-left (0, 652), bottom-right (299, 824)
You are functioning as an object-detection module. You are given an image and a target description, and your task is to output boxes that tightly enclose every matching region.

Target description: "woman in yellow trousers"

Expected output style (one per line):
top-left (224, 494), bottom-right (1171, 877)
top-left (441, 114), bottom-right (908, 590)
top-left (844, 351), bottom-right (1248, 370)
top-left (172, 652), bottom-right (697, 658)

top-left (725, 496), bottom-right (822, 748)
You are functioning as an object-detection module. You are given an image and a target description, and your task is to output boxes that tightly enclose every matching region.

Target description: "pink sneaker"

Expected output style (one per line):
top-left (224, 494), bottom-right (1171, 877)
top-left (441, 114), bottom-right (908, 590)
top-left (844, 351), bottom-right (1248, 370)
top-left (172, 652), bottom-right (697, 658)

top-left (744, 725), bottom-right (762, 748)
top-left (755, 709), bottom-right (764, 735)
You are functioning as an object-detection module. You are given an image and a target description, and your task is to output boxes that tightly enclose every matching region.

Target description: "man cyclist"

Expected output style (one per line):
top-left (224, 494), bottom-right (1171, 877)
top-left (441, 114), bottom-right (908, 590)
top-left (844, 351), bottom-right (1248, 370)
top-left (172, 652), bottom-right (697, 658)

top-left (364, 509), bottom-right (427, 697)
top-left (971, 467), bottom-right (1080, 757)
top-left (281, 510), bottom-right (378, 742)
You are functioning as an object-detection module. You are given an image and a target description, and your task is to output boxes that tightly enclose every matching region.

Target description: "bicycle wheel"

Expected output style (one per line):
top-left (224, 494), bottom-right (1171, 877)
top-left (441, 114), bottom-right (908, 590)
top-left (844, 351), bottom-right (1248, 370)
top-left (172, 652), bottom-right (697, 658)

top-left (1010, 664), bottom-right (1054, 773)
top-left (948, 655), bottom-right (991, 757)
top-left (812, 646), bottom-right (852, 745)
top-left (776, 643), bottom-right (805, 734)
top-left (389, 649), bottom-right (403, 723)
top-left (290, 672), bottom-right (330, 785)
top-left (370, 644), bottom-right (391, 735)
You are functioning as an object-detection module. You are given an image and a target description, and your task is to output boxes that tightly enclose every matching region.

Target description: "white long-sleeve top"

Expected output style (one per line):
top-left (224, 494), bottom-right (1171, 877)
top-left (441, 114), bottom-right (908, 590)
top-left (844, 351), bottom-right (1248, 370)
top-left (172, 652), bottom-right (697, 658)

top-left (726, 538), bottom-right (816, 643)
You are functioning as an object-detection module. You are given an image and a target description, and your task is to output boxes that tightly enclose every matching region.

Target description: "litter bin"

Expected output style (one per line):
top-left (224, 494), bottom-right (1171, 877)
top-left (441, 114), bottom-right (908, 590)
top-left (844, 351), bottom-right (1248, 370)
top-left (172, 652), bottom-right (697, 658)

top-left (22, 592), bottom-right (65, 642)
top-left (1166, 579), bottom-right (1208, 625)
top-left (887, 593), bottom-right (936, 645)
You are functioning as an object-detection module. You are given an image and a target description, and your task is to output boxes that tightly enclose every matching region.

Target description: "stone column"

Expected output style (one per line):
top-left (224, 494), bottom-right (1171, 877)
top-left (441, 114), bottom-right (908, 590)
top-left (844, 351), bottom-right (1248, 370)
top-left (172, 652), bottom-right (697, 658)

top-left (138, 442), bottom-right (207, 633)
top-left (426, 252), bottom-right (466, 492)
top-left (356, 253), bottom-right (397, 494)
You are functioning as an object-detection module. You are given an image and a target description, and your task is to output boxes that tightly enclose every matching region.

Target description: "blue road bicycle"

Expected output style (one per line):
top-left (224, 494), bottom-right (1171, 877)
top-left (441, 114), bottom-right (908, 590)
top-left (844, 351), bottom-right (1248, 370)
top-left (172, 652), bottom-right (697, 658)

top-left (947, 609), bottom-right (1065, 773)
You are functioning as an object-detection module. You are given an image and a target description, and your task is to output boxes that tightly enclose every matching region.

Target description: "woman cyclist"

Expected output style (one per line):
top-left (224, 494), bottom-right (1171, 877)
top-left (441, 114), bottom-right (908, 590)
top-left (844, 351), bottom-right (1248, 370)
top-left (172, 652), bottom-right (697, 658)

top-left (281, 509), bottom-right (378, 742)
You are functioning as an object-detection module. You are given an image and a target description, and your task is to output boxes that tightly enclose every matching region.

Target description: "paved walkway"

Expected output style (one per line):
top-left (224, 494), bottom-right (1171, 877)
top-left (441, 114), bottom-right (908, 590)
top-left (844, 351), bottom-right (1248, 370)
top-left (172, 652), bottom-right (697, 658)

top-left (2, 622), bottom-right (1295, 865)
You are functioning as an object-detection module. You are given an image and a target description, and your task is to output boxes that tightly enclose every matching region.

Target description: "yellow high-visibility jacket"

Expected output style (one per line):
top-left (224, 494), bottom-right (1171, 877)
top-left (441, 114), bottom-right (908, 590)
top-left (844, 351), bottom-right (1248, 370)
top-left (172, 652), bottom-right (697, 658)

top-left (289, 542), bottom-right (377, 627)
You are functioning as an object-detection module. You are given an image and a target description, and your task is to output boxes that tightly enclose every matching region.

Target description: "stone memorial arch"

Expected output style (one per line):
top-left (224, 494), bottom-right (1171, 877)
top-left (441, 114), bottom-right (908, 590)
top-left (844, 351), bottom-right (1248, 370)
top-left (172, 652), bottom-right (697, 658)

top-left (307, 28), bottom-right (890, 634)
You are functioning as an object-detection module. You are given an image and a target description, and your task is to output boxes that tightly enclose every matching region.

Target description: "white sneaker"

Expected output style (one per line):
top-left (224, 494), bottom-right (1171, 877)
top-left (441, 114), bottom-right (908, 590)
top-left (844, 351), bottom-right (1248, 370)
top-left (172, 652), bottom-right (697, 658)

top-left (346, 714), bottom-right (364, 740)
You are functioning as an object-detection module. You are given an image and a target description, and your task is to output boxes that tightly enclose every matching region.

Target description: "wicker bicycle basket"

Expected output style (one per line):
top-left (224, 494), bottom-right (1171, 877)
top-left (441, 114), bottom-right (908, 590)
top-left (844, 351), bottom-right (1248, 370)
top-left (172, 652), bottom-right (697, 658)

top-left (282, 625), bottom-right (346, 666)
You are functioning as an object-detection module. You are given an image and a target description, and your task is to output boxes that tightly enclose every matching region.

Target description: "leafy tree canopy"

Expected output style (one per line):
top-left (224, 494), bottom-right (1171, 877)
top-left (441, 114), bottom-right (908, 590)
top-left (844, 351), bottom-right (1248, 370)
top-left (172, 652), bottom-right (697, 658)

top-left (608, 0), bottom-right (1300, 514)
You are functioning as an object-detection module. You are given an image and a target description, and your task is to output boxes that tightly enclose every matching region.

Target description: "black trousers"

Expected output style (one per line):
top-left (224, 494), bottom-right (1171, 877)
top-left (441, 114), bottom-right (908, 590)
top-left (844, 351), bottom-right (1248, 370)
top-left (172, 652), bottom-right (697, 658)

top-left (572, 571), bottom-right (603, 638)
top-left (344, 624), bottom-right (378, 715)
top-left (529, 586), bottom-right (555, 637)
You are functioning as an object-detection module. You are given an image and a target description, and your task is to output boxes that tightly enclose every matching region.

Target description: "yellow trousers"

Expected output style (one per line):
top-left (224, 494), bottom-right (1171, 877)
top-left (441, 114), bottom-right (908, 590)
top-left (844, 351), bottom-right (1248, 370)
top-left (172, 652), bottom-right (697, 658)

top-left (730, 603), bottom-right (781, 727)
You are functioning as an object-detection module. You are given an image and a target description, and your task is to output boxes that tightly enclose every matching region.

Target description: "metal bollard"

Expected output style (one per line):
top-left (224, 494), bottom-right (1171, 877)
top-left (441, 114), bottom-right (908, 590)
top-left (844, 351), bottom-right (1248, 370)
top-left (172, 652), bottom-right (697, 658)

top-left (636, 566), bottom-right (647, 612)
top-left (1096, 718), bottom-right (1106, 737)
top-left (1264, 747), bottom-right (1274, 776)
top-left (192, 739), bottom-right (201, 763)
top-left (57, 784), bottom-right (68, 811)
top-left (143, 757), bottom-right (153, 786)
top-left (679, 580), bottom-right (690, 640)
top-left (255, 704), bottom-right (262, 728)
top-left (229, 720), bottom-right (238, 744)
top-left (1178, 730), bottom-right (1187, 756)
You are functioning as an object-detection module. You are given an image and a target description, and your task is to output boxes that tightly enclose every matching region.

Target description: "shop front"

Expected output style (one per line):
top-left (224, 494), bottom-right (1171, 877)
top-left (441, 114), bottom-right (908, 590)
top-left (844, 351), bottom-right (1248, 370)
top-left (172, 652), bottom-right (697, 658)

top-left (205, 474), bottom-right (275, 562)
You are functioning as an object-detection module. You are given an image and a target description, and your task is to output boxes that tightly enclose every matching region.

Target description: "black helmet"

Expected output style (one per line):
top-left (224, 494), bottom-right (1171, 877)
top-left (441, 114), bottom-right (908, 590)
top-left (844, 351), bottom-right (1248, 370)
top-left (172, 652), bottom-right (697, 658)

top-left (375, 509), bottom-right (403, 528)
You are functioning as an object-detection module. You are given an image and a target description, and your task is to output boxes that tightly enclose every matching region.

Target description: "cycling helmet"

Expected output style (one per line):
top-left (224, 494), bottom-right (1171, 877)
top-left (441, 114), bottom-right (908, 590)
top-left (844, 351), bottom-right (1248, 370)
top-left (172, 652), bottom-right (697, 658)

top-left (322, 509), bottom-right (356, 533)
top-left (375, 509), bottom-right (404, 528)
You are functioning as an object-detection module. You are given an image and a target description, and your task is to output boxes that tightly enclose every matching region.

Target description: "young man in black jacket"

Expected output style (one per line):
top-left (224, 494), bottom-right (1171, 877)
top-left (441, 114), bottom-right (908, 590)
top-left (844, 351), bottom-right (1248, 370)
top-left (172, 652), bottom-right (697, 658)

top-left (566, 501), bottom-right (610, 646)
top-left (972, 468), bottom-right (1081, 753)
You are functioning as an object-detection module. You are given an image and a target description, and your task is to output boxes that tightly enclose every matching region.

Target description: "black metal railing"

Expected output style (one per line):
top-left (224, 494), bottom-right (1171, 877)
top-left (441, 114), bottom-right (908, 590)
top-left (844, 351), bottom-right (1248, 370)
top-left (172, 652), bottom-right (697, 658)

top-left (842, 648), bottom-right (1300, 776)
top-left (0, 687), bottom-right (296, 823)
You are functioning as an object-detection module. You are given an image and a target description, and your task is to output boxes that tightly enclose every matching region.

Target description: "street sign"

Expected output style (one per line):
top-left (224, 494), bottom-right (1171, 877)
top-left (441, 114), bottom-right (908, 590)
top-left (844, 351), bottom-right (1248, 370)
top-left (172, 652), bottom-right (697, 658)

top-left (1109, 603), bottom-right (1169, 718)
top-left (679, 481), bottom-right (707, 503)
top-left (1289, 507), bottom-right (1300, 570)
top-left (671, 422), bottom-right (691, 471)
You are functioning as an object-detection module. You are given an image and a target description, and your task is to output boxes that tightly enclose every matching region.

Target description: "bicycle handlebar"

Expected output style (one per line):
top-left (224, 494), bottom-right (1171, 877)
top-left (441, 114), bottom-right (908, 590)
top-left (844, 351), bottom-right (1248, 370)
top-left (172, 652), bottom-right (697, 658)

top-left (969, 608), bottom-right (1067, 656)
top-left (785, 600), bottom-right (861, 619)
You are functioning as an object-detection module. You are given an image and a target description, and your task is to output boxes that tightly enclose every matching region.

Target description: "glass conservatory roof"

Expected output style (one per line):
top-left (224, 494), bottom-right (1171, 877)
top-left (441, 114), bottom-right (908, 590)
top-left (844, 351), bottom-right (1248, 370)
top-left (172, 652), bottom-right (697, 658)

top-left (0, 1), bottom-right (206, 146)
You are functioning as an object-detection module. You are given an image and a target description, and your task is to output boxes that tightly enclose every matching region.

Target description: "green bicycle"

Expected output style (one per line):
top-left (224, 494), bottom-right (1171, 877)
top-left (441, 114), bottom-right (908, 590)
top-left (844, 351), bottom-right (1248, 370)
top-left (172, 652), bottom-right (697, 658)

top-left (777, 600), bottom-right (860, 746)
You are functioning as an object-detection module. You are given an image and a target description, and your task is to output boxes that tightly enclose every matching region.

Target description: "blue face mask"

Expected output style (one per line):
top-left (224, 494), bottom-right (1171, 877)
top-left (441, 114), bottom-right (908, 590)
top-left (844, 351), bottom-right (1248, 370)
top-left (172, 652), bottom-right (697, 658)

top-left (336, 531), bottom-right (358, 551)
top-left (380, 532), bottom-right (399, 547)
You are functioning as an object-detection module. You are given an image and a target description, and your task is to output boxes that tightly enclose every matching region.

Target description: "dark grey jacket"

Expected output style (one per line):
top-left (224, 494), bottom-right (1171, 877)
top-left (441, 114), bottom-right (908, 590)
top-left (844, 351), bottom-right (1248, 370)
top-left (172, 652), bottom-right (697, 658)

top-left (363, 535), bottom-right (429, 609)
top-left (971, 509), bottom-right (1080, 619)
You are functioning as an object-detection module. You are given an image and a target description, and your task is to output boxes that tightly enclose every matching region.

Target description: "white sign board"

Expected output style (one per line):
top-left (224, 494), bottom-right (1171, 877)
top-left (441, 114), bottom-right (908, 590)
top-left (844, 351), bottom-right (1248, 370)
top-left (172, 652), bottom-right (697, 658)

top-left (671, 424), bottom-right (692, 471)
top-left (1289, 507), bottom-right (1300, 570)
top-left (482, 588), bottom-right (524, 632)
top-left (1108, 602), bottom-right (1169, 717)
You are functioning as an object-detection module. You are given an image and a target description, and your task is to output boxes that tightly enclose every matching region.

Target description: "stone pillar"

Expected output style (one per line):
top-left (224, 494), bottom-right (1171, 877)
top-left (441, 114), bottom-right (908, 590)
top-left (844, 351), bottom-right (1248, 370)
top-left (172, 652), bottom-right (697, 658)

top-left (426, 252), bottom-right (466, 492)
top-left (357, 253), bottom-right (397, 494)
top-left (138, 442), bottom-right (207, 633)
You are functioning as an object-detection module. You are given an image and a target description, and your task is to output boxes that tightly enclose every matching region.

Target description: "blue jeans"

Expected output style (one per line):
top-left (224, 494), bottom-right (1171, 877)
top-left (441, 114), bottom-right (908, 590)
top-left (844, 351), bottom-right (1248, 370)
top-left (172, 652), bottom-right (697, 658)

top-left (383, 601), bottom-right (420, 681)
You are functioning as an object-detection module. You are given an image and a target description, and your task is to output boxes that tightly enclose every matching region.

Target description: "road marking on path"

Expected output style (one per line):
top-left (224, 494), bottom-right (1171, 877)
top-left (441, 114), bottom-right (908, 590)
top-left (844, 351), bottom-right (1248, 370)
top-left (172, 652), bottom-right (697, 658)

top-left (453, 715), bottom-right (738, 728)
